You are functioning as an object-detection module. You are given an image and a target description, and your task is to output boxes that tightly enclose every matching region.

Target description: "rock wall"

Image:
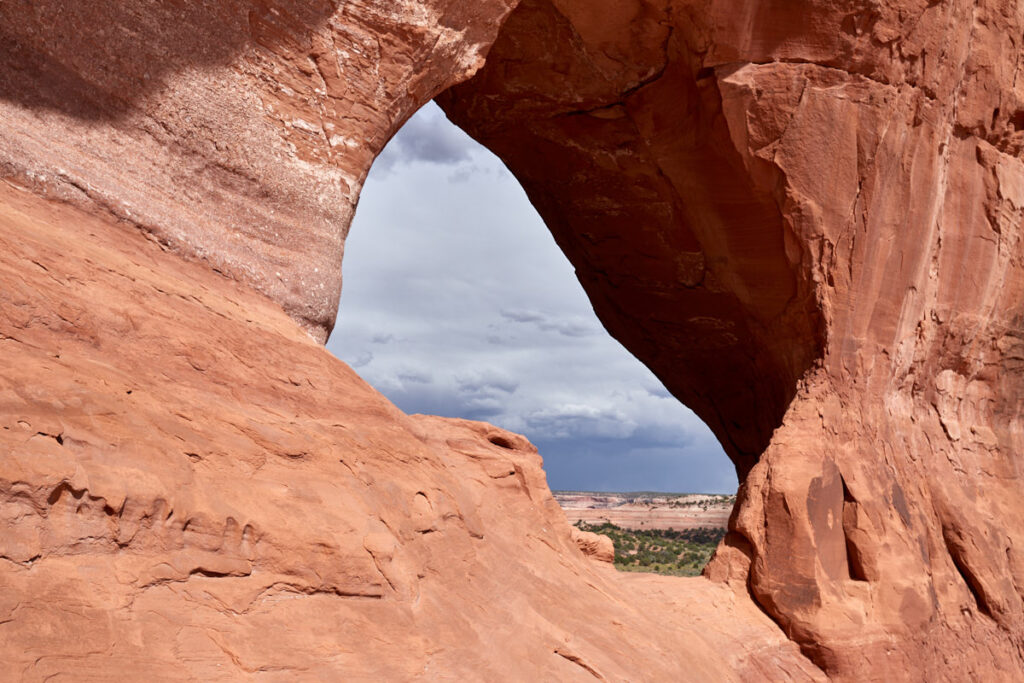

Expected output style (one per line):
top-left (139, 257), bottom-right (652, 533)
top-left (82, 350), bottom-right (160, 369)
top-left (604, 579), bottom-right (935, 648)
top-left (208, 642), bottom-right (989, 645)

top-left (1, 0), bottom-right (1023, 679)
top-left (0, 0), bottom-right (516, 341)
top-left (439, 0), bottom-right (1024, 677)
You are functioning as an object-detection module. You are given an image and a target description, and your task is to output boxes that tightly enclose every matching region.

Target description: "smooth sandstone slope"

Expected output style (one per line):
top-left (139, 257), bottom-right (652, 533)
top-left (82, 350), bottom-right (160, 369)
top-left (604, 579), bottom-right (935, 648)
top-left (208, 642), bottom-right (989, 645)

top-left (439, 0), bottom-right (1024, 677)
top-left (0, 182), bottom-right (822, 680)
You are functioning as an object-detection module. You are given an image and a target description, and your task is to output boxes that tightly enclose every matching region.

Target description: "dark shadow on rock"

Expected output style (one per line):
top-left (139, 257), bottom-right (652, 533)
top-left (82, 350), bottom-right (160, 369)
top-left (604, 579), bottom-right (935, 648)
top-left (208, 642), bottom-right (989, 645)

top-left (0, 0), bottom-right (338, 121)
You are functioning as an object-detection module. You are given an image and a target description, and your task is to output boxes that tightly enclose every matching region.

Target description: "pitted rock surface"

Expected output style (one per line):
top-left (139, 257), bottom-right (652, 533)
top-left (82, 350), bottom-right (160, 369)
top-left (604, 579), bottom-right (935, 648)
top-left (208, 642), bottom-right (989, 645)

top-left (0, 0), bottom-right (517, 341)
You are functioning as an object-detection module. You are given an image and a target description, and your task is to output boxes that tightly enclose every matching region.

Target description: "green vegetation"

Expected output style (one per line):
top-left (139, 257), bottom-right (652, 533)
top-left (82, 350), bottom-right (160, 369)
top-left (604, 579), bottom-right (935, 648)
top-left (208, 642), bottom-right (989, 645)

top-left (575, 521), bottom-right (725, 577)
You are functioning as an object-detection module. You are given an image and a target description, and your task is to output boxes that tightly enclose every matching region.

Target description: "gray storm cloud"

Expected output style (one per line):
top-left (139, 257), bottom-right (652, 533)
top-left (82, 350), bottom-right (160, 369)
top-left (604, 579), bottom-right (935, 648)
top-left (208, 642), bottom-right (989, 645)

top-left (327, 102), bottom-right (736, 494)
top-left (372, 104), bottom-right (475, 174)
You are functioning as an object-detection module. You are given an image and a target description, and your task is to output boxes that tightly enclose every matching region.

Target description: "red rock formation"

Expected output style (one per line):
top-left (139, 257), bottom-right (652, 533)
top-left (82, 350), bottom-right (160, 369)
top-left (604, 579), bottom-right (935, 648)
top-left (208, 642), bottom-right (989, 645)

top-left (0, 0), bottom-right (517, 342)
top-left (440, 0), bottom-right (1024, 677)
top-left (0, 182), bottom-right (823, 680)
top-left (2, 0), bottom-right (1023, 679)
top-left (570, 527), bottom-right (616, 562)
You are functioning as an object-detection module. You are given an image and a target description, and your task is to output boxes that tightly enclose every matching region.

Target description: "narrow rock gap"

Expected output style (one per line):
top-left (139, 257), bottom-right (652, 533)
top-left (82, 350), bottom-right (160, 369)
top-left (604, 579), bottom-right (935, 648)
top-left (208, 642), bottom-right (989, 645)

top-left (942, 524), bottom-right (995, 619)
top-left (841, 477), bottom-right (870, 582)
top-left (553, 648), bottom-right (605, 680)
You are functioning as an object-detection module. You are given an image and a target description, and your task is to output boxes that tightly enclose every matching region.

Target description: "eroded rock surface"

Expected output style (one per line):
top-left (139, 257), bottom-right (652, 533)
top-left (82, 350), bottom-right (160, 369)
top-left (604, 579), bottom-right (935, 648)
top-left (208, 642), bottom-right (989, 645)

top-left (441, 0), bottom-right (1024, 677)
top-left (1, 0), bottom-right (1023, 680)
top-left (0, 184), bottom-right (822, 681)
top-left (0, 0), bottom-right (516, 341)
top-left (570, 527), bottom-right (616, 563)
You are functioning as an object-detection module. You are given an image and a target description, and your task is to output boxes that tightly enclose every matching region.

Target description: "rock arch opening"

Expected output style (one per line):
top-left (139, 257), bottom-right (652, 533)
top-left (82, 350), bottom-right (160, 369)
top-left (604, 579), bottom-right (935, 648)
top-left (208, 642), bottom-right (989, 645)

top-left (329, 102), bottom-right (736, 496)
top-left (2, 0), bottom-right (1021, 676)
top-left (435, 0), bottom-right (825, 483)
top-left (420, 2), bottom-right (1024, 677)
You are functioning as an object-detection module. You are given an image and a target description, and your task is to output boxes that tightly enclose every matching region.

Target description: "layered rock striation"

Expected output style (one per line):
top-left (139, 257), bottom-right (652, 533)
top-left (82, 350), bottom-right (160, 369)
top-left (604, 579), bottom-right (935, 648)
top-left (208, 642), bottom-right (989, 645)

top-left (1, 0), bottom-right (1023, 680)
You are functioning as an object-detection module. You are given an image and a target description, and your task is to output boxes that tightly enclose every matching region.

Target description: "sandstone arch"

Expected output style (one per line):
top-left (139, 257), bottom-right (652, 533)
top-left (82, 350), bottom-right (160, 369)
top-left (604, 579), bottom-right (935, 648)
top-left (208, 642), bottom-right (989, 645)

top-left (0, 0), bottom-right (519, 341)
top-left (437, 0), bottom-right (825, 476)
top-left (1, 0), bottom-right (1023, 679)
top-left (435, 0), bottom-right (1024, 675)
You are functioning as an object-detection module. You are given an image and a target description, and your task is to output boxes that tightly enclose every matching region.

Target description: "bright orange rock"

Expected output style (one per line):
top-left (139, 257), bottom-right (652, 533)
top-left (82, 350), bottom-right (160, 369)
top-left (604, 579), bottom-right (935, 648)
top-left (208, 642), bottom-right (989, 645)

top-left (441, 0), bottom-right (1024, 677)
top-left (0, 183), bottom-right (822, 681)
top-left (1, 0), bottom-right (1023, 679)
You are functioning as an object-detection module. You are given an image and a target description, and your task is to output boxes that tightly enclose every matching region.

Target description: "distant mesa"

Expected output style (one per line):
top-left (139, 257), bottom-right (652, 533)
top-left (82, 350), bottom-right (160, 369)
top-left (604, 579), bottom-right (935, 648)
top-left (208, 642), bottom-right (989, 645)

top-left (554, 491), bottom-right (734, 530)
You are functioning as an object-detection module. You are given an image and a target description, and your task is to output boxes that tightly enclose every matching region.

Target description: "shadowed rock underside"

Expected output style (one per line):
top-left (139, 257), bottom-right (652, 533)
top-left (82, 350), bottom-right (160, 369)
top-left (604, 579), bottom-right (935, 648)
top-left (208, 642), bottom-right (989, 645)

top-left (1, 0), bottom-right (1023, 680)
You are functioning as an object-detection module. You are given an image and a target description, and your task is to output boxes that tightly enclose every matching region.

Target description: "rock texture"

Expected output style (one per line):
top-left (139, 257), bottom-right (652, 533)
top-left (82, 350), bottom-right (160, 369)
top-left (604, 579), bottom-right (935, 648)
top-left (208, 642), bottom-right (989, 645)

top-left (0, 0), bottom-right (517, 342)
top-left (570, 527), bottom-right (616, 563)
top-left (2, 0), bottom-right (1024, 680)
top-left (0, 183), bottom-right (822, 680)
top-left (440, 0), bottom-right (1024, 678)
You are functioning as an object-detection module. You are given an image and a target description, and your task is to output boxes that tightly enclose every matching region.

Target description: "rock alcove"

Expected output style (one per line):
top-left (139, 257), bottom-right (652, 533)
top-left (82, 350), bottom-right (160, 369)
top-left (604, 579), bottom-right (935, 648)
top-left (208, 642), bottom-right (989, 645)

top-left (1, 0), bottom-right (1022, 680)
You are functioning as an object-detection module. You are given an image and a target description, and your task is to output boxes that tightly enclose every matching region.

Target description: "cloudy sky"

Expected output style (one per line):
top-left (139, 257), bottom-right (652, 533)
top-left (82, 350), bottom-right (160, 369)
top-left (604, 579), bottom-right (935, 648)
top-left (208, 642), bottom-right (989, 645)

top-left (326, 102), bottom-right (736, 494)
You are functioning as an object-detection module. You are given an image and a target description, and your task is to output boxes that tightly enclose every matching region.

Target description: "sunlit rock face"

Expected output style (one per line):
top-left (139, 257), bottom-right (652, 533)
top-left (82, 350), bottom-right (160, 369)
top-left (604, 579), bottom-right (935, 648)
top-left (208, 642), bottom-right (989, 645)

top-left (440, 0), bottom-right (1024, 677)
top-left (1, 0), bottom-right (1023, 680)
top-left (0, 0), bottom-right (517, 341)
top-left (0, 174), bottom-right (822, 682)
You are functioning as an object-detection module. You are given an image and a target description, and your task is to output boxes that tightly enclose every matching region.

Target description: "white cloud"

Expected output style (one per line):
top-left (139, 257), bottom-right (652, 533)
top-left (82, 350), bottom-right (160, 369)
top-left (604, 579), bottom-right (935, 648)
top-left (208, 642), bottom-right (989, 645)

top-left (500, 308), bottom-right (545, 323)
top-left (524, 404), bottom-right (638, 440)
top-left (397, 369), bottom-right (432, 384)
top-left (350, 350), bottom-right (373, 368)
top-left (456, 369), bottom-right (519, 396)
top-left (500, 308), bottom-right (597, 338)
